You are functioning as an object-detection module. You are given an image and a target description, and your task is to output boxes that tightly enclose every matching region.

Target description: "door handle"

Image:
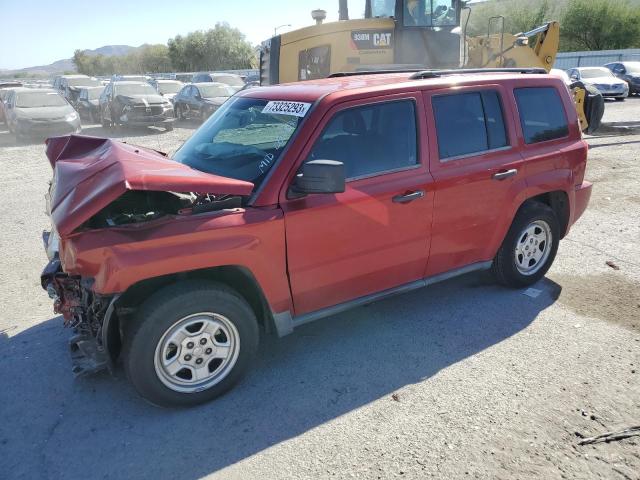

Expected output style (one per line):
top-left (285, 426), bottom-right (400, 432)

top-left (492, 168), bottom-right (518, 181)
top-left (392, 190), bottom-right (425, 204)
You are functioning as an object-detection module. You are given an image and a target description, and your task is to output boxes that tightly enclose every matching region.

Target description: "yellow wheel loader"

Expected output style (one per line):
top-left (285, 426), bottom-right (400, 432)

top-left (259, 0), bottom-right (603, 132)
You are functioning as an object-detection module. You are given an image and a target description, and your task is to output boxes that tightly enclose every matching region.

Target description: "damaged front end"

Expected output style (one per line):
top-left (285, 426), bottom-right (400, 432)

top-left (41, 135), bottom-right (255, 377)
top-left (41, 259), bottom-right (116, 376)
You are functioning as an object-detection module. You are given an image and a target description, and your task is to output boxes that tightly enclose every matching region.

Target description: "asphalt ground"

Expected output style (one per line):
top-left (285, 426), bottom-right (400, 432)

top-left (0, 98), bottom-right (638, 479)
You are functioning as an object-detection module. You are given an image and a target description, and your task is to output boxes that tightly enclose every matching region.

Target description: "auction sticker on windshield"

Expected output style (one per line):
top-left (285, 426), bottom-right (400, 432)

top-left (262, 101), bottom-right (311, 117)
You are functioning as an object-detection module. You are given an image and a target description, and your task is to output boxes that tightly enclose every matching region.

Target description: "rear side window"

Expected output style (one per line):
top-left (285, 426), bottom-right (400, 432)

top-left (307, 100), bottom-right (418, 179)
top-left (514, 87), bottom-right (569, 144)
top-left (432, 91), bottom-right (508, 160)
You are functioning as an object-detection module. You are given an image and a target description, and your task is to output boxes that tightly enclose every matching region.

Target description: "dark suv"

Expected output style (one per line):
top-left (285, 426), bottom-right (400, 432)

top-left (42, 68), bottom-right (591, 407)
top-left (99, 81), bottom-right (175, 131)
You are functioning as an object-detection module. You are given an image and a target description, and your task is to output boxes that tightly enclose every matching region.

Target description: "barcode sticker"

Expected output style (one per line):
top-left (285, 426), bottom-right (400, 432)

top-left (262, 101), bottom-right (311, 117)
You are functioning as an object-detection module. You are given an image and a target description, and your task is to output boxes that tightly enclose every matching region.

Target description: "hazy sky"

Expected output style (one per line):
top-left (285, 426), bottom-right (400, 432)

top-left (0, 0), bottom-right (367, 70)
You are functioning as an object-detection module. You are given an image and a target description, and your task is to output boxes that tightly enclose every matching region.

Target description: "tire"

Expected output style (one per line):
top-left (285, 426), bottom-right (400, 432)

top-left (492, 201), bottom-right (560, 288)
top-left (615, 97), bottom-right (625, 102)
top-left (123, 280), bottom-right (259, 407)
top-left (165, 123), bottom-right (174, 132)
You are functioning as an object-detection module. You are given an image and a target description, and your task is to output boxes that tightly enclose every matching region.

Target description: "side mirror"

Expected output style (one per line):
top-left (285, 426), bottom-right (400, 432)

top-left (289, 160), bottom-right (345, 198)
top-left (570, 74), bottom-right (579, 81)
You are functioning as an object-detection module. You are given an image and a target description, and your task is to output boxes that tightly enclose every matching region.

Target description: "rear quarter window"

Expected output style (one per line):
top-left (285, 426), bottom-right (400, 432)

top-left (514, 87), bottom-right (569, 144)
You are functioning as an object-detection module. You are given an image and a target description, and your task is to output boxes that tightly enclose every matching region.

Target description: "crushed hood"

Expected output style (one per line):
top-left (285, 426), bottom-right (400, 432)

top-left (46, 135), bottom-right (254, 236)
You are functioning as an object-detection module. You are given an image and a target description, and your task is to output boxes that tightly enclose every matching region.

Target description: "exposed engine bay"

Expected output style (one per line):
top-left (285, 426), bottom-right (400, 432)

top-left (81, 190), bottom-right (244, 230)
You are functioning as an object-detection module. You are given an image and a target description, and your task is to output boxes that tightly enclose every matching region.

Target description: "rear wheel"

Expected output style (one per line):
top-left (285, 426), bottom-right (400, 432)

top-left (492, 201), bottom-right (560, 288)
top-left (123, 280), bottom-right (259, 407)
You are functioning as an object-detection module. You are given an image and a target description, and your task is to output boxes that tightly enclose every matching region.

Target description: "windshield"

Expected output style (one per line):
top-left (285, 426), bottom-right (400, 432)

top-left (199, 84), bottom-right (235, 98)
top-left (157, 82), bottom-right (182, 94)
top-left (67, 77), bottom-right (101, 87)
top-left (173, 97), bottom-right (305, 186)
top-left (113, 83), bottom-right (157, 96)
top-left (579, 68), bottom-right (613, 79)
top-left (15, 91), bottom-right (67, 108)
top-left (213, 75), bottom-right (244, 87)
top-left (404, 0), bottom-right (457, 27)
top-left (371, 0), bottom-right (395, 17)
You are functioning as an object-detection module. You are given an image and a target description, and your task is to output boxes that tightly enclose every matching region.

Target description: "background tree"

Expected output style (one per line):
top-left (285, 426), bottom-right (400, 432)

top-left (466, 0), bottom-right (640, 51)
top-left (560, 0), bottom-right (640, 50)
top-left (466, 0), bottom-right (562, 37)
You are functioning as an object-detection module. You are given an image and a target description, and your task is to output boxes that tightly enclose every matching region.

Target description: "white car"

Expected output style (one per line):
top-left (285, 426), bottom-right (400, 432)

top-left (567, 67), bottom-right (629, 101)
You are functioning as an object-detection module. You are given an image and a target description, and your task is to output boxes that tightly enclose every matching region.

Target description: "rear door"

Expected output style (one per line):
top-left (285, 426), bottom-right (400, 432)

top-left (282, 94), bottom-right (434, 315)
top-left (422, 84), bottom-right (526, 276)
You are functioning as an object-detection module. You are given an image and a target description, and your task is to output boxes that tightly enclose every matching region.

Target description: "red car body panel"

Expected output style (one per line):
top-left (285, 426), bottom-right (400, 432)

top-left (46, 71), bottom-right (591, 323)
top-left (59, 207), bottom-right (292, 313)
top-left (45, 135), bottom-right (254, 236)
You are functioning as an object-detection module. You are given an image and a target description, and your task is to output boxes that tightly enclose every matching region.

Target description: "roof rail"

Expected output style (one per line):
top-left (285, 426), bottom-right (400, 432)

top-left (409, 67), bottom-right (548, 80)
top-left (329, 69), bottom-right (422, 78)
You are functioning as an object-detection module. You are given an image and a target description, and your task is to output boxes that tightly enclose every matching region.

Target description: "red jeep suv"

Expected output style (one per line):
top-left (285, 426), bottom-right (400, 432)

top-left (41, 68), bottom-right (591, 406)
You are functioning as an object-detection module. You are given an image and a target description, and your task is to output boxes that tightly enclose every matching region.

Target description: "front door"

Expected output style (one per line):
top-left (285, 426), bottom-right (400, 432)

top-left (282, 95), bottom-right (434, 315)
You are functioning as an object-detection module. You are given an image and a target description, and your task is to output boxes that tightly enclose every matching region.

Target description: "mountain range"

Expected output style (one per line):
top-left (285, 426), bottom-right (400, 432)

top-left (0, 45), bottom-right (137, 77)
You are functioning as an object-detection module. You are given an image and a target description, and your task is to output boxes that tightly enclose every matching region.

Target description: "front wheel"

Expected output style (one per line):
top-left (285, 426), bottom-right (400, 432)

top-left (615, 97), bottom-right (625, 102)
top-left (492, 201), bottom-right (560, 288)
top-left (123, 281), bottom-right (259, 407)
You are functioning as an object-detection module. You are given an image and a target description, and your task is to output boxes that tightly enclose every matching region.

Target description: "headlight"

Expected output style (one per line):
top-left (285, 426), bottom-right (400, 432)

top-left (163, 102), bottom-right (173, 110)
top-left (65, 112), bottom-right (78, 121)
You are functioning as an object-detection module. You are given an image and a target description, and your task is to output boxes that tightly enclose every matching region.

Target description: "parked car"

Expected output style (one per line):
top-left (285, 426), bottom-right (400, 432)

top-left (41, 69), bottom-right (591, 407)
top-left (175, 73), bottom-right (194, 83)
top-left (549, 68), bottom-right (571, 86)
top-left (149, 79), bottom-right (183, 103)
top-left (0, 82), bottom-right (23, 125)
top-left (191, 72), bottom-right (245, 92)
top-left (604, 61), bottom-right (640, 96)
top-left (567, 67), bottom-right (629, 101)
top-left (4, 88), bottom-right (80, 140)
top-left (75, 86), bottom-right (105, 123)
top-left (173, 82), bottom-right (235, 121)
top-left (244, 73), bottom-right (260, 84)
top-left (53, 75), bottom-right (101, 104)
top-left (99, 81), bottom-right (175, 131)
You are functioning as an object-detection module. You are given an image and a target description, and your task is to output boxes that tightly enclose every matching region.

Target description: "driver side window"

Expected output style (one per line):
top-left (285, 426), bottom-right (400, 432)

top-left (307, 100), bottom-right (418, 180)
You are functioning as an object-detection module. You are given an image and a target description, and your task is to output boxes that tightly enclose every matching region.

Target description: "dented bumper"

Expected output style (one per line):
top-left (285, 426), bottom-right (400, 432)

top-left (41, 257), bottom-right (115, 376)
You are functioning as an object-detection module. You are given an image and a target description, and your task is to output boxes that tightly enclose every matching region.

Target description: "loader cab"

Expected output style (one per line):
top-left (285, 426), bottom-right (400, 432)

top-left (260, 0), bottom-right (463, 85)
top-left (384, 0), bottom-right (462, 67)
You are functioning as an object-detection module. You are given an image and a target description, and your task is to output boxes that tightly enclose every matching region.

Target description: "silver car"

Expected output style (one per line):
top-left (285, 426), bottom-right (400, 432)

top-left (567, 67), bottom-right (629, 101)
top-left (4, 88), bottom-right (81, 140)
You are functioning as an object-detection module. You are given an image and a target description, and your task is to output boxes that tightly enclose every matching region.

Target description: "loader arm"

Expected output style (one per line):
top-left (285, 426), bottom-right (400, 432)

top-left (465, 21), bottom-right (602, 133)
